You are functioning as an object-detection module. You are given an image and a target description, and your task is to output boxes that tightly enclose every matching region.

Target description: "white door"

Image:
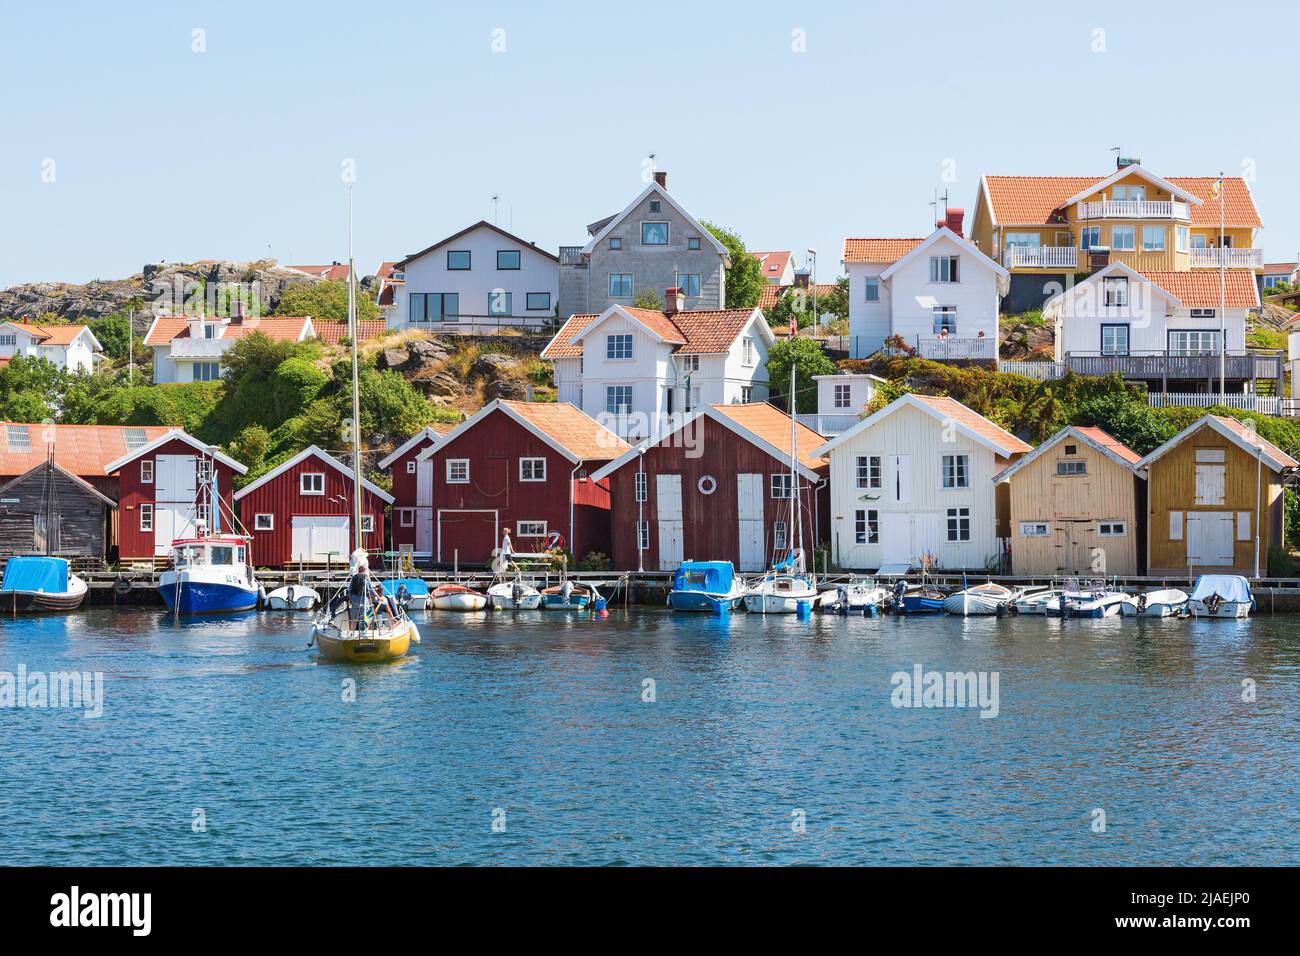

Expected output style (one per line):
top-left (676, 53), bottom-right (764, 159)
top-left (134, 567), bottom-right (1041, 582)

top-left (155, 454), bottom-right (197, 503)
top-left (881, 513), bottom-right (911, 565)
top-left (656, 474), bottom-right (684, 571)
top-left (737, 473), bottom-right (765, 571)
top-left (889, 455), bottom-right (912, 504)
top-left (415, 509), bottom-right (433, 554)
top-left (1187, 512), bottom-right (1234, 566)
top-left (416, 460), bottom-right (432, 507)
top-left (291, 515), bottom-right (351, 564)
top-left (154, 505), bottom-right (197, 555)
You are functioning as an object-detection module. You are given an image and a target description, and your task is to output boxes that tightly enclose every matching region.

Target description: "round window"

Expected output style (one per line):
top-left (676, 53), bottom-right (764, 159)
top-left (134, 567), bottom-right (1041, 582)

top-left (698, 475), bottom-right (717, 495)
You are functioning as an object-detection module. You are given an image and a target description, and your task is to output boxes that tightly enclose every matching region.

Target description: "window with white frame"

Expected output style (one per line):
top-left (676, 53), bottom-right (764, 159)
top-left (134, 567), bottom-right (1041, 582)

top-left (1176, 225), bottom-right (1189, 252)
top-left (929, 256), bottom-right (959, 283)
top-left (193, 362), bottom-right (221, 381)
top-left (518, 520), bottom-right (547, 537)
top-left (855, 509), bottom-right (880, 545)
top-left (932, 307), bottom-right (957, 334)
top-left (740, 386), bottom-right (753, 403)
top-left (1169, 330), bottom-right (1221, 355)
top-left (856, 455), bottom-right (882, 489)
top-left (1101, 324), bottom-right (1129, 355)
top-left (446, 459), bottom-right (470, 483)
top-left (941, 454), bottom-right (969, 488)
top-left (771, 474), bottom-right (793, 499)
top-left (635, 471), bottom-right (646, 501)
top-left (254, 513), bottom-right (273, 531)
top-left (1111, 226), bottom-right (1136, 251)
top-left (641, 221), bottom-right (669, 245)
top-left (1103, 276), bottom-right (1128, 307)
top-left (606, 385), bottom-right (633, 416)
top-left (361, 515), bottom-right (374, 533)
top-left (519, 457), bottom-right (546, 481)
top-left (681, 354), bottom-right (700, 374)
top-left (141, 460), bottom-right (154, 483)
top-left (742, 337), bottom-right (756, 366)
top-left (139, 503), bottom-right (153, 531)
top-left (1020, 522), bottom-right (1049, 537)
top-left (1141, 226), bottom-right (1166, 251)
top-left (197, 460), bottom-right (213, 483)
top-left (1190, 234), bottom-right (1208, 249)
top-left (606, 334), bottom-right (633, 360)
top-left (773, 521), bottom-right (788, 551)
top-left (1057, 460), bottom-right (1086, 476)
top-left (1004, 232), bottom-right (1039, 250)
top-left (1098, 521), bottom-right (1127, 537)
top-left (406, 460), bottom-right (416, 474)
top-left (398, 508), bottom-right (414, 527)
top-left (1080, 226), bottom-right (1101, 250)
top-left (864, 278), bottom-right (879, 302)
top-left (946, 507), bottom-right (970, 542)
top-left (0, 334), bottom-right (15, 346)
top-left (833, 383), bottom-right (851, 409)
top-left (300, 472), bottom-right (325, 495)
top-left (637, 520), bottom-right (650, 550)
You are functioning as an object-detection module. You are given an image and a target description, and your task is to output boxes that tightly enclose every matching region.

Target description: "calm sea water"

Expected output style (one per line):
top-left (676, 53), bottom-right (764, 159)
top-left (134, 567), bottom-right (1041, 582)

top-left (2, 604), bottom-right (1298, 866)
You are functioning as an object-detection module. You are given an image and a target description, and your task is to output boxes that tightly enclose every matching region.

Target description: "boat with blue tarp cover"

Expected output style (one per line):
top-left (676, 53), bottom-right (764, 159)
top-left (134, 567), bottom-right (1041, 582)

top-left (668, 560), bottom-right (745, 612)
top-left (0, 555), bottom-right (88, 611)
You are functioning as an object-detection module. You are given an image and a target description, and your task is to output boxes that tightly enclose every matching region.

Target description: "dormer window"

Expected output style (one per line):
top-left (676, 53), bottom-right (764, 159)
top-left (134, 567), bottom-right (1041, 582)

top-left (203, 323), bottom-right (218, 339)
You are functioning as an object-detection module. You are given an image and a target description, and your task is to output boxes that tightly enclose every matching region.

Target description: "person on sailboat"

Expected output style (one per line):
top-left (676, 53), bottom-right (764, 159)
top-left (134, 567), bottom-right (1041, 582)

top-left (348, 550), bottom-right (371, 625)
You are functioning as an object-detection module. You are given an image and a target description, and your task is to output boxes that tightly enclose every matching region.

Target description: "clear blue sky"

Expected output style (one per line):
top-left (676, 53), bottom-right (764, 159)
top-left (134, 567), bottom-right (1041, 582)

top-left (1, 0), bottom-right (1297, 290)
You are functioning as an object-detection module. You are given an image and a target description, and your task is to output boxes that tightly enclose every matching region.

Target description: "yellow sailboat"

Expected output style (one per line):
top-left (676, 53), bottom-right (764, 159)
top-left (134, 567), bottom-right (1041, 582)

top-left (309, 189), bottom-right (420, 663)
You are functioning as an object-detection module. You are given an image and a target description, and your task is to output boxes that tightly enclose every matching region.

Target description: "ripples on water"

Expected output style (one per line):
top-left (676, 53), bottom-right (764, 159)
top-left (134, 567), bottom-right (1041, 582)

top-left (1, 606), bottom-right (1298, 865)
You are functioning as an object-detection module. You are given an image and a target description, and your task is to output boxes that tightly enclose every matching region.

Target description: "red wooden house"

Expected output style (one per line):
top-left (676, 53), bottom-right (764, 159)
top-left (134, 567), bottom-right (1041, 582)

top-left (413, 400), bottom-right (629, 565)
top-left (233, 445), bottom-right (392, 567)
top-left (590, 403), bottom-right (829, 572)
top-left (104, 429), bottom-right (248, 561)
top-left (378, 425), bottom-right (452, 561)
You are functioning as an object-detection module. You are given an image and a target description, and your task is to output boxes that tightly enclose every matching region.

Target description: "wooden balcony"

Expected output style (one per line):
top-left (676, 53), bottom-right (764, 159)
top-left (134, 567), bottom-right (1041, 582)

top-left (917, 335), bottom-right (998, 361)
top-left (1003, 245), bottom-right (1078, 269)
top-left (1078, 199), bottom-right (1191, 220)
top-left (559, 246), bottom-right (586, 266)
top-left (1064, 350), bottom-right (1284, 383)
top-left (1189, 247), bottom-right (1263, 268)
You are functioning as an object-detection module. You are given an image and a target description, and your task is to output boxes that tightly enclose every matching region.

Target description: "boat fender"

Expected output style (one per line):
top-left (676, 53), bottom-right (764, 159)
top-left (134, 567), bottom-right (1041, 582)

top-left (113, 575), bottom-right (132, 596)
top-left (257, 585), bottom-right (267, 610)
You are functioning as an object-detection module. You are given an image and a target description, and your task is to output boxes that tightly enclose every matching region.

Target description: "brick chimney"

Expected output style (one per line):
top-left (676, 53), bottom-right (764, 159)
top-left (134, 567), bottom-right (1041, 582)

top-left (653, 170), bottom-right (667, 189)
top-left (664, 287), bottom-right (685, 315)
top-left (793, 269), bottom-right (810, 290)
top-left (944, 207), bottom-right (965, 237)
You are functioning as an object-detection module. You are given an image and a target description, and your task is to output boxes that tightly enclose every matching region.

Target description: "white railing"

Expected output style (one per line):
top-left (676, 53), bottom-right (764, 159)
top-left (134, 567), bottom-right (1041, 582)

top-left (1147, 392), bottom-right (1280, 415)
top-left (917, 335), bottom-right (998, 361)
top-left (999, 360), bottom-right (1065, 381)
top-left (1002, 246), bottom-right (1078, 269)
top-left (1079, 199), bottom-right (1191, 220)
top-left (795, 413), bottom-right (861, 436)
top-left (1189, 247), bottom-right (1263, 268)
top-left (169, 338), bottom-right (228, 359)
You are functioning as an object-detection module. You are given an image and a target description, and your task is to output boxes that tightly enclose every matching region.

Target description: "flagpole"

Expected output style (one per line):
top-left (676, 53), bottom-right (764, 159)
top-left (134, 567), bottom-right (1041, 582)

top-left (1218, 171), bottom-right (1226, 404)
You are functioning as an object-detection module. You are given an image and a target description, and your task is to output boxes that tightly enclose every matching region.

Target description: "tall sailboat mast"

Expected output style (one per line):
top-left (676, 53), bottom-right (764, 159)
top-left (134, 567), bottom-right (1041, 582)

top-left (789, 358), bottom-right (801, 570)
top-left (347, 187), bottom-right (363, 553)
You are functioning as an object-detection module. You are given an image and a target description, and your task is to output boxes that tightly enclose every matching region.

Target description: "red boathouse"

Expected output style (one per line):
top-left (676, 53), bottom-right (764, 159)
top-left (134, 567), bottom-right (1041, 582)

top-left (233, 445), bottom-right (392, 567)
top-left (590, 403), bottom-right (829, 572)
top-left (414, 400), bottom-right (629, 565)
top-left (379, 425), bottom-right (452, 562)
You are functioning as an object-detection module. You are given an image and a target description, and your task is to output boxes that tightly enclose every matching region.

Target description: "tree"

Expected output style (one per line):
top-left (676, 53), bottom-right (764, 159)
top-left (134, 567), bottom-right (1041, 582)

top-left (0, 356), bottom-right (67, 421)
top-left (632, 288), bottom-right (664, 311)
top-left (273, 279), bottom-right (380, 324)
top-left (702, 222), bottom-right (766, 309)
top-left (766, 337), bottom-right (834, 413)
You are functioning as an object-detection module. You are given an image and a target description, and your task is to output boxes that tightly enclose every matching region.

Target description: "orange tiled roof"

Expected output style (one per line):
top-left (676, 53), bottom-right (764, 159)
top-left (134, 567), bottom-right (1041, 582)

top-left (312, 320), bottom-right (387, 345)
top-left (1212, 416), bottom-right (1299, 469)
top-left (287, 263), bottom-right (350, 280)
top-left (0, 422), bottom-right (171, 477)
top-left (911, 395), bottom-right (1032, 456)
top-left (1074, 426), bottom-right (1142, 465)
top-left (759, 283), bottom-right (839, 311)
top-left (711, 402), bottom-right (827, 472)
top-left (501, 400), bottom-right (630, 461)
top-left (982, 174), bottom-right (1261, 227)
top-left (144, 316), bottom-right (312, 346)
top-left (540, 307), bottom-right (755, 359)
top-left (842, 238), bottom-right (926, 263)
top-left (1140, 270), bottom-right (1259, 309)
top-left (6, 322), bottom-right (91, 346)
top-left (750, 250), bottom-right (793, 278)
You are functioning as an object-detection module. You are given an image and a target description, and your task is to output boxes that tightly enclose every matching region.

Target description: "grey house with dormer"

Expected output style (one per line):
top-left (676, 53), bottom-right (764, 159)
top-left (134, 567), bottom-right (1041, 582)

top-left (558, 172), bottom-right (730, 317)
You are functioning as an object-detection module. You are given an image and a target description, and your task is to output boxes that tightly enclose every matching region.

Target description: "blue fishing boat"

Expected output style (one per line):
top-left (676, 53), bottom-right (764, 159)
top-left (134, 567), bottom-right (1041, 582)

top-left (158, 535), bottom-right (261, 614)
top-left (668, 560), bottom-right (745, 612)
top-left (894, 580), bottom-right (947, 614)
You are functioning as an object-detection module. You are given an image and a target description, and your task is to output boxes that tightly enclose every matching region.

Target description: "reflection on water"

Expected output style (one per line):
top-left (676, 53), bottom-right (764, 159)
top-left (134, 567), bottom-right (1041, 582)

top-left (1, 607), bottom-right (1298, 865)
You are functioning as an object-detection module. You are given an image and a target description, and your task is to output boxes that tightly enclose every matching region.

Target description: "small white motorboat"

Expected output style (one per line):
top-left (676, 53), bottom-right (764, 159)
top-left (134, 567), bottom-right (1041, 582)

top-left (1011, 587), bottom-right (1063, 615)
top-left (819, 579), bottom-right (890, 615)
top-left (1121, 588), bottom-right (1189, 618)
top-left (1189, 575), bottom-right (1254, 619)
top-left (266, 583), bottom-right (319, 611)
top-left (743, 573), bottom-right (819, 614)
top-left (488, 577), bottom-right (542, 610)
top-left (943, 581), bottom-right (1016, 616)
top-left (1046, 585), bottom-right (1135, 618)
top-left (430, 583), bottom-right (488, 611)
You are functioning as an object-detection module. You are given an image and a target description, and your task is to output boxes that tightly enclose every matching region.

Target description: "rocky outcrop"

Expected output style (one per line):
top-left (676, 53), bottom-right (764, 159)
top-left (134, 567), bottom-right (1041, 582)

top-left (0, 260), bottom-right (324, 330)
top-left (998, 320), bottom-right (1055, 360)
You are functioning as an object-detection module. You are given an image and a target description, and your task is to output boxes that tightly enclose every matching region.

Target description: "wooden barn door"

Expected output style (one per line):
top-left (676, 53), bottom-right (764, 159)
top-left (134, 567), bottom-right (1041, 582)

top-left (736, 473), bottom-right (764, 571)
top-left (1187, 512), bottom-right (1233, 567)
top-left (656, 474), bottom-right (684, 570)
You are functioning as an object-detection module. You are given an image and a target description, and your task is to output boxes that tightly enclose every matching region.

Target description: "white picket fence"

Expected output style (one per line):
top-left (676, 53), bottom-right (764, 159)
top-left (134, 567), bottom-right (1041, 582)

top-left (998, 360), bottom-right (1065, 381)
top-left (1146, 393), bottom-right (1281, 415)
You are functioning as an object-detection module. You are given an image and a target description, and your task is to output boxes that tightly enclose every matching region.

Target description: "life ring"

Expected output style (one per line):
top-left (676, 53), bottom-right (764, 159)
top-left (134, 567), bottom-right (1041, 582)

top-left (697, 475), bottom-right (716, 495)
top-left (546, 531), bottom-right (565, 551)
